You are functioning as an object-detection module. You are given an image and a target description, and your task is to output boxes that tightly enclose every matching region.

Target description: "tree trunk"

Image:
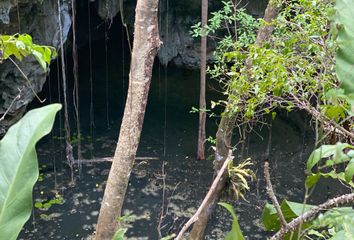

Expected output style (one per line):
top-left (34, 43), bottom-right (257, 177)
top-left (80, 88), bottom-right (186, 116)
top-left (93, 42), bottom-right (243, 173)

top-left (95, 0), bottom-right (160, 239)
top-left (188, 1), bottom-right (279, 238)
top-left (197, 0), bottom-right (208, 160)
top-left (190, 114), bottom-right (237, 238)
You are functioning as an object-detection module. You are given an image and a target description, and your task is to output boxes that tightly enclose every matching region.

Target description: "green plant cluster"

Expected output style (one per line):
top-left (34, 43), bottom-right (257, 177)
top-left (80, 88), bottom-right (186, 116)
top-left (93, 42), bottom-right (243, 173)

top-left (306, 143), bottom-right (354, 188)
top-left (191, 1), bottom-right (259, 84)
top-left (196, 0), bottom-right (352, 130)
top-left (262, 142), bottom-right (354, 239)
top-left (191, 0), bottom-right (354, 238)
top-left (34, 193), bottom-right (65, 211)
top-left (0, 34), bottom-right (56, 71)
top-left (225, 0), bottom-right (343, 121)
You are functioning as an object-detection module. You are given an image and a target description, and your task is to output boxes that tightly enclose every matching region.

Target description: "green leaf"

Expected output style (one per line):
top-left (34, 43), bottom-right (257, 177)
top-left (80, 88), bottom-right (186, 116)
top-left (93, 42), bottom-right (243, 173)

top-left (306, 143), bottom-right (352, 171)
top-left (306, 172), bottom-right (354, 189)
top-left (312, 207), bottom-right (354, 239)
top-left (262, 203), bottom-right (279, 230)
top-left (0, 34), bottom-right (56, 71)
top-left (0, 104), bottom-right (61, 240)
top-left (218, 202), bottom-right (245, 240)
top-left (112, 228), bottom-right (127, 240)
top-left (262, 200), bottom-right (314, 232)
top-left (345, 158), bottom-right (354, 182)
top-left (305, 173), bottom-right (321, 189)
top-left (335, 0), bottom-right (354, 95)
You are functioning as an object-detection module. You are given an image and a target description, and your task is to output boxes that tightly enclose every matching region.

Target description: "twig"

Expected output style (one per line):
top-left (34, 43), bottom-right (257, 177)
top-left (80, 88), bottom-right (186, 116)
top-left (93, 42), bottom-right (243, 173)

top-left (290, 93), bottom-right (354, 140)
top-left (0, 87), bottom-right (22, 122)
top-left (175, 150), bottom-right (234, 240)
top-left (264, 161), bottom-right (287, 228)
top-left (271, 193), bottom-right (354, 240)
top-left (9, 57), bottom-right (46, 103)
top-left (71, 156), bottom-right (159, 164)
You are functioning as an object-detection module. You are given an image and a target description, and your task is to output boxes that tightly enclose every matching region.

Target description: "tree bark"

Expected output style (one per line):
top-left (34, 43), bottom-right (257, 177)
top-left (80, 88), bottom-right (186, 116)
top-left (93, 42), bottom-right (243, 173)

top-left (197, 0), bottom-right (208, 160)
top-left (188, 1), bottom-right (279, 238)
top-left (95, 0), bottom-right (160, 239)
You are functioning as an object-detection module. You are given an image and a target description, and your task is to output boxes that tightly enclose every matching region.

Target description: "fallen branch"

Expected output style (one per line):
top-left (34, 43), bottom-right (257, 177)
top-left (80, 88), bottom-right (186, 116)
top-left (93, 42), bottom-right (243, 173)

top-left (264, 161), bottom-right (287, 228)
top-left (72, 156), bottom-right (159, 164)
top-left (175, 150), bottom-right (233, 240)
top-left (271, 193), bottom-right (354, 240)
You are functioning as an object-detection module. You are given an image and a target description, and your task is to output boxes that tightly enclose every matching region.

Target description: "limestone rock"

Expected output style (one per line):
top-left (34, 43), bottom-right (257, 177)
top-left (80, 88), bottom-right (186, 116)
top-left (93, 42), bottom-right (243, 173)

top-left (0, 0), bottom-right (71, 133)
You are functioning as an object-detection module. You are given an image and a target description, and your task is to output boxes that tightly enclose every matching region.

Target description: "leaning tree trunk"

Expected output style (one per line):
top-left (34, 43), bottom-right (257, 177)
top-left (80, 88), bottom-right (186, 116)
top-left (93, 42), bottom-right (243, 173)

top-left (95, 0), bottom-right (160, 239)
top-left (197, 0), bottom-right (208, 160)
top-left (188, 1), bottom-right (280, 238)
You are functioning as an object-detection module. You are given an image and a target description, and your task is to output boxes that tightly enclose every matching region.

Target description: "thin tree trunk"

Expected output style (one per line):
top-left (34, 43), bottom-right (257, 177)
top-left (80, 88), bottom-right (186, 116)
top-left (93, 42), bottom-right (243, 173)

top-left (197, 0), bottom-right (208, 160)
top-left (95, 0), bottom-right (160, 239)
top-left (188, 1), bottom-right (279, 238)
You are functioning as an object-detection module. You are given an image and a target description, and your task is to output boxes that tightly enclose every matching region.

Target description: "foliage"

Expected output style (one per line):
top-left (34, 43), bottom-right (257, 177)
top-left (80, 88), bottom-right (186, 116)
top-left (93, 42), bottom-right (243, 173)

top-left (34, 192), bottom-right (65, 211)
top-left (262, 200), bottom-right (354, 239)
top-left (0, 104), bottom-right (61, 240)
top-left (191, 1), bottom-right (259, 84)
top-left (112, 229), bottom-right (127, 240)
top-left (334, 0), bottom-right (354, 98)
top-left (218, 202), bottom-right (245, 240)
top-left (308, 207), bottom-right (354, 239)
top-left (262, 142), bottom-right (354, 238)
top-left (306, 143), bottom-right (354, 188)
top-left (197, 0), bottom-right (354, 138)
top-left (0, 34), bottom-right (56, 71)
top-left (228, 158), bottom-right (255, 200)
top-left (262, 200), bottom-right (313, 235)
top-left (225, 0), bottom-right (341, 120)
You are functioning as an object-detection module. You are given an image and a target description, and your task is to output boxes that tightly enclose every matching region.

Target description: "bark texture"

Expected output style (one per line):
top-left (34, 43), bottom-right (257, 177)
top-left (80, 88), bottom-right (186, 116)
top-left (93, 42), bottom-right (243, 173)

top-left (94, 0), bottom-right (160, 239)
top-left (188, 1), bottom-right (279, 238)
top-left (197, 0), bottom-right (208, 160)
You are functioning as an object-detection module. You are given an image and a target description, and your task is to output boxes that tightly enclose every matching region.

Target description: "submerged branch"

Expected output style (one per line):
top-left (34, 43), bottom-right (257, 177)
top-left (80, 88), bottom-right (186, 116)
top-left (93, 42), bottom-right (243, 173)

top-left (71, 157), bottom-right (159, 164)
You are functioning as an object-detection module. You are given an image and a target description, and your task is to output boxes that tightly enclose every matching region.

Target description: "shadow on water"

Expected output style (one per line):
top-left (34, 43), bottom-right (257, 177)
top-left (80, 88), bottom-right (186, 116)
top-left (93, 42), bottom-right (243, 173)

top-left (20, 3), bottom-right (349, 240)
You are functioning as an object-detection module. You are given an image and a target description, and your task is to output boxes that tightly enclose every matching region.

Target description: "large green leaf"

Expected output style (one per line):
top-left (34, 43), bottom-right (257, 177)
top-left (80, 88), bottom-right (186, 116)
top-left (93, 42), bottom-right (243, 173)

top-left (309, 207), bottom-right (354, 239)
top-left (262, 200), bottom-right (314, 232)
top-left (306, 143), bottom-right (354, 188)
top-left (306, 143), bottom-right (353, 171)
top-left (218, 202), bottom-right (245, 240)
top-left (335, 0), bottom-right (354, 95)
top-left (262, 201), bottom-right (314, 239)
top-left (0, 104), bottom-right (61, 240)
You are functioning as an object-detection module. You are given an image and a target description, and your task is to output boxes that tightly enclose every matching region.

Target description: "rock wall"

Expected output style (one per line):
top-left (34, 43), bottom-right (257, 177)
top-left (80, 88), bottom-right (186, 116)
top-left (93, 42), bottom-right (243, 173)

top-left (0, 0), bottom-right (267, 134)
top-left (95, 0), bottom-right (267, 68)
top-left (0, 0), bottom-right (71, 134)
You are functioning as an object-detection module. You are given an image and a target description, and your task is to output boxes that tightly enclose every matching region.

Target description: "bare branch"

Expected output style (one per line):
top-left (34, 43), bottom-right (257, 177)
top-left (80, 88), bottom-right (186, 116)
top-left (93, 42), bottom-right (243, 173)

top-left (0, 87), bottom-right (22, 123)
top-left (264, 161), bottom-right (287, 228)
top-left (8, 57), bottom-right (46, 103)
top-left (71, 157), bottom-right (159, 165)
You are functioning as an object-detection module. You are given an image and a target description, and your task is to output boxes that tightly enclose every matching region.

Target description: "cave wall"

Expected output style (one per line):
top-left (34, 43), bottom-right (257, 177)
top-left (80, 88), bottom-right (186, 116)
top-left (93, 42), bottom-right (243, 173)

top-left (0, 0), bottom-right (71, 134)
top-left (0, 0), bottom-right (267, 134)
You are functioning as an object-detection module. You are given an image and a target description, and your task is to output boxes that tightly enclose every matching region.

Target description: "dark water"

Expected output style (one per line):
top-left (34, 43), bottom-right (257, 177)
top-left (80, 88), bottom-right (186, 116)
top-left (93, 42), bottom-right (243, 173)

top-left (19, 9), bottom-right (348, 240)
